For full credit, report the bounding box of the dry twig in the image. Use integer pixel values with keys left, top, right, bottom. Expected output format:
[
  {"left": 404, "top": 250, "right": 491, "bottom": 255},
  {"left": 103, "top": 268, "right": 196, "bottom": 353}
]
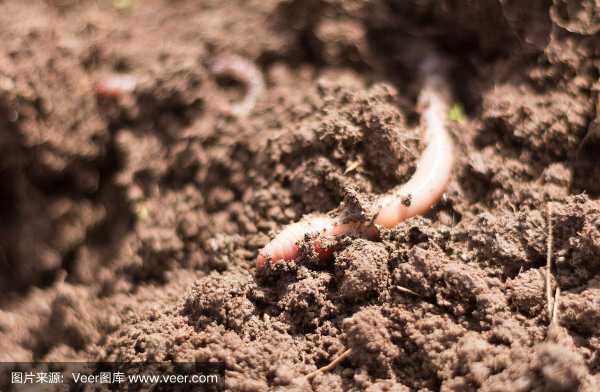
[
  {"left": 395, "top": 285, "right": 420, "bottom": 297},
  {"left": 305, "top": 348, "right": 352, "bottom": 380}
]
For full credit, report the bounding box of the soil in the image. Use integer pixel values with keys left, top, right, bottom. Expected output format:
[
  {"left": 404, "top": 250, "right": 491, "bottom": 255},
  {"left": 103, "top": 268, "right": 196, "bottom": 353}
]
[{"left": 1, "top": 0, "right": 599, "bottom": 391}]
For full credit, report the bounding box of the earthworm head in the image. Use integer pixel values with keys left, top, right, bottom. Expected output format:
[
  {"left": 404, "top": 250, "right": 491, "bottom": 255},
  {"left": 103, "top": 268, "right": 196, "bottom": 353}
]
[{"left": 256, "top": 235, "right": 333, "bottom": 271}]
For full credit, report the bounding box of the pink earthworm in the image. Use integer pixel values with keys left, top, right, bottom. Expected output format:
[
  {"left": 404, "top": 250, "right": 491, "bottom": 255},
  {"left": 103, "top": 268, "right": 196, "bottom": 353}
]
[
  {"left": 211, "top": 54, "right": 265, "bottom": 117},
  {"left": 95, "top": 73, "right": 138, "bottom": 97},
  {"left": 256, "top": 57, "right": 455, "bottom": 270}
]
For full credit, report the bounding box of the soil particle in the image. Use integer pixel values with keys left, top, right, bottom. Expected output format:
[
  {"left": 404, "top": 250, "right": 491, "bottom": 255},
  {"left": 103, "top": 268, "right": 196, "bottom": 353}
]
[
  {"left": 116, "top": 185, "right": 217, "bottom": 281},
  {"left": 482, "top": 83, "right": 592, "bottom": 161},
  {"left": 279, "top": 270, "right": 336, "bottom": 331},
  {"left": 436, "top": 261, "right": 505, "bottom": 322},
  {"left": 0, "top": 10, "right": 111, "bottom": 291},
  {"left": 447, "top": 333, "right": 502, "bottom": 389},
  {"left": 481, "top": 342, "right": 597, "bottom": 392},
  {"left": 0, "top": 290, "right": 52, "bottom": 362},
  {"left": 0, "top": 25, "right": 108, "bottom": 188},
  {"left": 454, "top": 207, "right": 547, "bottom": 277},
  {"left": 392, "top": 245, "right": 447, "bottom": 298},
  {"left": 506, "top": 267, "right": 547, "bottom": 318},
  {"left": 184, "top": 272, "right": 256, "bottom": 332},
  {"left": 550, "top": 195, "right": 600, "bottom": 289},
  {"left": 343, "top": 306, "right": 399, "bottom": 378},
  {"left": 40, "top": 284, "right": 100, "bottom": 353},
  {"left": 386, "top": 303, "right": 467, "bottom": 390},
  {"left": 559, "top": 277, "right": 600, "bottom": 338},
  {"left": 114, "top": 130, "right": 168, "bottom": 201},
  {"left": 335, "top": 239, "right": 390, "bottom": 301},
  {"left": 364, "top": 379, "right": 411, "bottom": 392}
]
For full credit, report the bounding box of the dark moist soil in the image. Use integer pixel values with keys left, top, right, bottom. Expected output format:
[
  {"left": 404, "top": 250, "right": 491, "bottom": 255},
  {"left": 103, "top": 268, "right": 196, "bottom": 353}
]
[{"left": 1, "top": 0, "right": 600, "bottom": 390}]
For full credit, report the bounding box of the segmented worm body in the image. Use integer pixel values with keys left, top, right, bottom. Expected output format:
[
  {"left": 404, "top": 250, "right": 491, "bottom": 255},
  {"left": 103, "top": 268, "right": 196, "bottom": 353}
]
[
  {"left": 256, "top": 57, "right": 455, "bottom": 270},
  {"left": 95, "top": 74, "right": 138, "bottom": 97},
  {"left": 211, "top": 54, "right": 265, "bottom": 117},
  {"left": 257, "top": 215, "right": 338, "bottom": 269}
]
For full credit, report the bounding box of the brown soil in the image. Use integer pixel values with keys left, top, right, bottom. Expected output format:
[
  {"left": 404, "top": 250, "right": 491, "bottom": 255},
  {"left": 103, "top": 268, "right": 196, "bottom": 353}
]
[{"left": 1, "top": 0, "right": 599, "bottom": 390}]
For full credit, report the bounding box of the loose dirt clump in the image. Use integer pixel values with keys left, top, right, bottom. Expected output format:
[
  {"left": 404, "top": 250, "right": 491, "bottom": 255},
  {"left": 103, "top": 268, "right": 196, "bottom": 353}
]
[
  {"left": 335, "top": 239, "right": 390, "bottom": 301},
  {"left": 344, "top": 306, "right": 399, "bottom": 378}
]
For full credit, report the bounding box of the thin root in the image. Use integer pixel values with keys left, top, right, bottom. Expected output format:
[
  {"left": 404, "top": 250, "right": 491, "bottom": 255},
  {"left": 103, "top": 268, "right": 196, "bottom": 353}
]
[
  {"left": 551, "top": 286, "right": 560, "bottom": 326},
  {"left": 305, "top": 348, "right": 352, "bottom": 380},
  {"left": 344, "top": 160, "right": 361, "bottom": 175},
  {"left": 546, "top": 203, "right": 554, "bottom": 320},
  {"left": 395, "top": 285, "right": 420, "bottom": 297}
]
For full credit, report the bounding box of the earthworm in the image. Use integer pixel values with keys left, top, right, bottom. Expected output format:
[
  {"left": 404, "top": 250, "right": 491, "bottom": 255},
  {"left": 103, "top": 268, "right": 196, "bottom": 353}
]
[
  {"left": 211, "top": 54, "right": 265, "bottom": 117},
  {"left": 95, "top": 74, "right": 138, "bottom": 97},
  {"left": 256, "top": 56, "right": 455, "bottom": 270}
]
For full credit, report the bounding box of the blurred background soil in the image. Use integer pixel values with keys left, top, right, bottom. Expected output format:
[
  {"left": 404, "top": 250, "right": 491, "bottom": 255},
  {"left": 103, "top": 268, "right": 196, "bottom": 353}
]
[{"left": 0, "top": 0, "right": 599, "bottom": 390}]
